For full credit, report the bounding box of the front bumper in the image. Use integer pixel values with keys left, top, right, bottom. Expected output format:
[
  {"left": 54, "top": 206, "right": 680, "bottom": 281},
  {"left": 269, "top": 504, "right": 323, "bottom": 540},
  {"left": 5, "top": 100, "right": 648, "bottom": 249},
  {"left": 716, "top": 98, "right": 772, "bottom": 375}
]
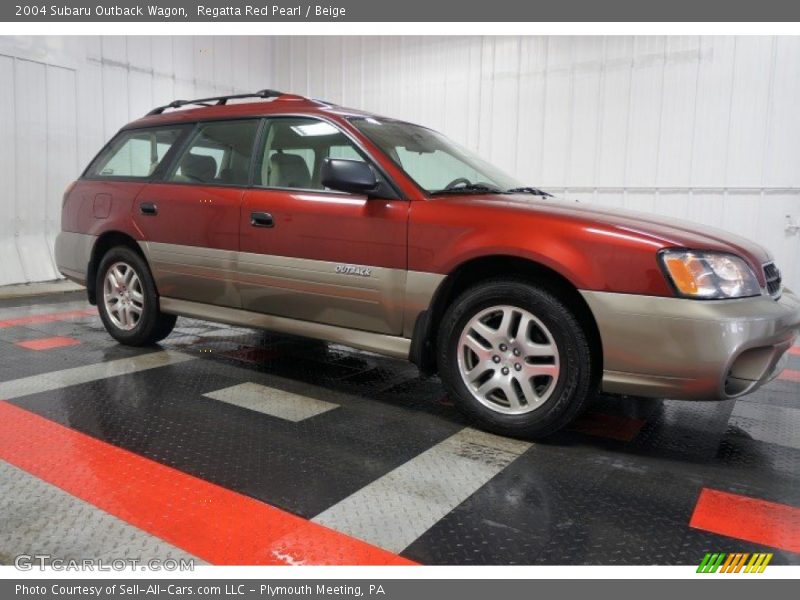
[{"left": 581, "top": 289, "right": 800, "bottom": 400}]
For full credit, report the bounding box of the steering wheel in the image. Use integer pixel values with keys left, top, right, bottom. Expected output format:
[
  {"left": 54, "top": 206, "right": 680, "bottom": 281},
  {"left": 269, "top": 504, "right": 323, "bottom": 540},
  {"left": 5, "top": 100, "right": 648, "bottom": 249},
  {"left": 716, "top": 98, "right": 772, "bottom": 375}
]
[{"left": 445, "top": 177, "right": 471, "bottom": 190}]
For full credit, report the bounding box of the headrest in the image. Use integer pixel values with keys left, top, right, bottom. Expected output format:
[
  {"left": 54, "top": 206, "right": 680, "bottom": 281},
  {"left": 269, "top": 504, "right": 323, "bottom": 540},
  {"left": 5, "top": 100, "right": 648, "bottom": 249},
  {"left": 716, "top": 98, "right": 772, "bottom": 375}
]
[
  {"left": 181, "top": 153, "right": 217, "bottom": 182},
  {"left": 269, "top": 153, "right": 311, "bottom": 189}
]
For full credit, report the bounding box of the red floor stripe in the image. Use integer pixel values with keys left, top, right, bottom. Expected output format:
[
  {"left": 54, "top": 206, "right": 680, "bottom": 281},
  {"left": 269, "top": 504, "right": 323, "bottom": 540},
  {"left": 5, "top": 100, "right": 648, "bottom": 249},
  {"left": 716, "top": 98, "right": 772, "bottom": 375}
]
[
  {"left": 0, "top": 308, "right": 96, "bottom": 329},
  {"left": 0, "top": 401, "right": 414, "bottom": 566},
  {"left": 778, "top": 369, "right": 800, "bottom": 383},
  {"left": 15, "top": 336, "right": 81, "bottom": 351},
  {"left": 570, "top": 412, "right": 645, "bottom": 442},
  {"left": 690, "top": 488, "right": 800, "bottom": 554},
  {"left": 789, "top": 346, "right": 800, "bottom": 357}
]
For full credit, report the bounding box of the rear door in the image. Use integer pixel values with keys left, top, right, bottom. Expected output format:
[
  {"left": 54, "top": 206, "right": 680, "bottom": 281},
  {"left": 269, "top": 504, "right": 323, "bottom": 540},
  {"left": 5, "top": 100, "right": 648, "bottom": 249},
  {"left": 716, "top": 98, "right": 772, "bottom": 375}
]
[
  {"left": 133, "top": 119, "right": 261, "bottom": 307},
  {"left": 240, "top": 116, "right": 409, "bottom": 335}
]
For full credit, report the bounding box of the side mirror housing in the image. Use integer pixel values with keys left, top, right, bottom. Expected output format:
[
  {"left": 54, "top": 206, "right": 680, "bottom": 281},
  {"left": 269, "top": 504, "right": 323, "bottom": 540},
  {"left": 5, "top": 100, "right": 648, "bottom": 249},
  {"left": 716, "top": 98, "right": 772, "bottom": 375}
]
[{"left": 321, "top": 158, "right": 379, "bottom": 196}]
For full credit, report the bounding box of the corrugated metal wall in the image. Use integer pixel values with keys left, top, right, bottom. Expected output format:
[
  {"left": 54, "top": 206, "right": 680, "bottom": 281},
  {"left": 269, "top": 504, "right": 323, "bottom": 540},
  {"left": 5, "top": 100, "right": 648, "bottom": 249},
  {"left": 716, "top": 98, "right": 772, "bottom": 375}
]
[
  {"left": 272, "top": 36, "right": 800, "bottom": 291},
  {"left": 0, "top": 35, "right": 274, "bottom": 285},
  {"left": 1, "top": 35, "right": 799, "bottom": 291}
]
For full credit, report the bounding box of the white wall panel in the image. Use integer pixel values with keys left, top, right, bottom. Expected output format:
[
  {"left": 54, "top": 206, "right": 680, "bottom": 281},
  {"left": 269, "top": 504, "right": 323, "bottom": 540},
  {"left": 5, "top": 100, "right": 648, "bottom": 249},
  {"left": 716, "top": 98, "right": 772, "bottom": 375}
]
[
  {"left": 231, "top": 38, "right": 250, "bottom": 93},
  {"left": 269, "top": 35, "right": 800, "bottom": 291},
  {"left": 656, "top": 37, "right": 699, "bottom": 187},
  {"left": 763, "top": 37, "right": 800, "bottom": 188},
  {"left": 568, "top": 38, "right": 603, "bottom": 187},
  {"left": 172, "top": 37, "right": 195, "bottom": 100},
  {"left": 340, "top": 37, "right": 362, "bottom": 109},
  {"left": 690, "top": 37, "right": 735, "bottom": 187},
  {"left": 540, "top": 39, "right": 572, "bottom": 187},
  {"left": 15, "top": 59, "right": 53, "bottom": 283},
  {"left": 595, "top": 38, "right": 632, "bottom": 188},
  {"left": 76, "top": 43, "right": 104, "bottom": 170},
  {"left": 45, "top": 65, "right": 78, "bottom": 266},
  {"left": 213, "top": 37, "right": 233, "bottom": 93},
  {"left": 126, "top": 36, "right": 151, "bottom": 71},
  {"left": 0, "top": 55, "right": 23, "bottom": 286},
  {"left": 625, "top": 37, "right": 664, "bottom": 187},
  {"left": 248, "top": 38, "right": 273, "bottom": 91},
  {"left": 726, "top": 37, "right": 774, "bottom": 188},
  {"left": 322, "top": 37, "right": 344, "bottom": 102},
  {"left": 0, "top": 35, "right": 275, "bottom": 286},
  {"left": 192, "top": 36, "right": 214, "bottom": 96},
  {"left": 515, "top": 37, "right": 547, "bottom": 184},
  {"left": 150, "top": 37, "right": 173, "bottom": 76},
  {"left": 101, "top": 62, "right": 128, "bottom": 138}
]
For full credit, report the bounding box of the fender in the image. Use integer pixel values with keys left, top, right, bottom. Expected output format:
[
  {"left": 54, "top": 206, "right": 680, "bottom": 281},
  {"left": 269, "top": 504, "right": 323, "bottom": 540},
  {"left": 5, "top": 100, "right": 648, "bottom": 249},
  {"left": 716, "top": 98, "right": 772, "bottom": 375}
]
[{"left": 407, "top": 196, "right": 674, "bottom": 297}]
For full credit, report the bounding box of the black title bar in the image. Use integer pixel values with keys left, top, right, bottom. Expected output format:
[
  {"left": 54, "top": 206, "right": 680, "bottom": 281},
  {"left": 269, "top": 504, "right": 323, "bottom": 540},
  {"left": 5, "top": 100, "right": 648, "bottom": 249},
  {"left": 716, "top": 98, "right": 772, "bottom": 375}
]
[{"left": 5, "top": 0, "right": 800, "bottom": 22}]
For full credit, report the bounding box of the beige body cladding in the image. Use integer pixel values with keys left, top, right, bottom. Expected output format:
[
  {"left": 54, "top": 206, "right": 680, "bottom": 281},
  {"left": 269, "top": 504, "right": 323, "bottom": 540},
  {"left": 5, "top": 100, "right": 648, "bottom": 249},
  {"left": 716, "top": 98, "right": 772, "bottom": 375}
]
[{"left": 56, "top": 231, "right": 800, "bottom": 399}]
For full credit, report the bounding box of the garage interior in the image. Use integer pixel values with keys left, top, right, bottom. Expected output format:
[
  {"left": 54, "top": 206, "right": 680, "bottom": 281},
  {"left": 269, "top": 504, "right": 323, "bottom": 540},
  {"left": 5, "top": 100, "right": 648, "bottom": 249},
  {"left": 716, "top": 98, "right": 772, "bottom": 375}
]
[{"left": 0, "top": 35, "right": 798, "bottom": 566}]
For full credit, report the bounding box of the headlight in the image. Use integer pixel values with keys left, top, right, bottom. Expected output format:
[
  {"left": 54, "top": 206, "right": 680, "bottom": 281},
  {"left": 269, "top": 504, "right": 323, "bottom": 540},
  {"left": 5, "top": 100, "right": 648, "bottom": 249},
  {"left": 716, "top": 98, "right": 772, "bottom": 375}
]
[{"left": 659, "top": 250, "right": 762, "bottom": 299}]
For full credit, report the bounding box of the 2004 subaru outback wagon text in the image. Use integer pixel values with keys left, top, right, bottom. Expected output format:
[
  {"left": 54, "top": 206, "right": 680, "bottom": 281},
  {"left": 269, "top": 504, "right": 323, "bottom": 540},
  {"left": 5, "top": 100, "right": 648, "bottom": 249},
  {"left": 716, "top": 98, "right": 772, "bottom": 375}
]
[{"left": 56, "top": 89, "right": 800, "bottom": 438}]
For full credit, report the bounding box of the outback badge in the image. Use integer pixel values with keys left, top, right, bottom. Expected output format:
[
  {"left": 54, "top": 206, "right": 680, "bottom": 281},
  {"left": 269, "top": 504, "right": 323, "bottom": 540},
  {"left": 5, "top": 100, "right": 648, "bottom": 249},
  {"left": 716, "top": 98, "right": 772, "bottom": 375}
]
[{"left": 335, "top": 264, "right": 372, "bottom": 277}]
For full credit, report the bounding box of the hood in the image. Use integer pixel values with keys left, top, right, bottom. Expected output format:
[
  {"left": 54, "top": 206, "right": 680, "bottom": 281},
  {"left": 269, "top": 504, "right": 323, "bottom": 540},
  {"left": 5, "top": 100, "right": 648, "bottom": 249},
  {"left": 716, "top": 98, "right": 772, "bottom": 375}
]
[{"left": 446, "top": 193, "right": 772, "bottom": 270}]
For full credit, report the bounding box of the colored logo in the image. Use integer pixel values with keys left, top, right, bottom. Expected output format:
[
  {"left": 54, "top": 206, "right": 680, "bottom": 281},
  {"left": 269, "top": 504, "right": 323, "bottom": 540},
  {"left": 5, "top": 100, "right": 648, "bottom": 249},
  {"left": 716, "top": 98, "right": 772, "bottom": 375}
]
[{"left": 697, "top": 552, "right": 772, "bottom": 573}]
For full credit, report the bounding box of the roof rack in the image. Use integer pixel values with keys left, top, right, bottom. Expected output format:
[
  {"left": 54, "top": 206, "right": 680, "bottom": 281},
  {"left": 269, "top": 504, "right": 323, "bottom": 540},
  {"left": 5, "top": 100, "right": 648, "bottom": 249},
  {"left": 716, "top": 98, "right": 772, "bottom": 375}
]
[{"left": 146, "top": 89, "right": 285, "bottom": 116}]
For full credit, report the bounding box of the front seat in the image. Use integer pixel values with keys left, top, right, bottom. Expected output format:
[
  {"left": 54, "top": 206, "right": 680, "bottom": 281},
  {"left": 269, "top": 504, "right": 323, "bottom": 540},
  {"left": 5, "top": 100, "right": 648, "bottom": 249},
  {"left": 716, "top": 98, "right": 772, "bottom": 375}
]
[
  {"left": 269, "top": 153, "right": 312, "bottom": 189},
  {"left": 181, "top": 153, "right": 217, "bottom": 183}
]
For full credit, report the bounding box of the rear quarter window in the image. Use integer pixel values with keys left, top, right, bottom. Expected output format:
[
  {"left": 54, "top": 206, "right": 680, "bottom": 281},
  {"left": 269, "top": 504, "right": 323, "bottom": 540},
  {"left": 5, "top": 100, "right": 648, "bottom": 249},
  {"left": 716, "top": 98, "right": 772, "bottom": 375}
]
[{"left": 86, "top": 127, "right": 186, "bottom": 179}]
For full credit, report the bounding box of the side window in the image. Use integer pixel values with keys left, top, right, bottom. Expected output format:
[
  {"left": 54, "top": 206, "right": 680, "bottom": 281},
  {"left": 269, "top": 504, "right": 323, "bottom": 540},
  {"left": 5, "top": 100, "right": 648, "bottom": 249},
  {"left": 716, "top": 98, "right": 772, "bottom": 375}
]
[
  {"left": 88, "top": 127, "right": 185, "bottom": 178},
  {"left": 257, "top": 118, "right": 368, "bottom": 191},
  {"left": 169, "top": 120, "right": 259, "bottom": 186},
  {"left": 328, "top": 145, "right": 362, "bottom": 161}
]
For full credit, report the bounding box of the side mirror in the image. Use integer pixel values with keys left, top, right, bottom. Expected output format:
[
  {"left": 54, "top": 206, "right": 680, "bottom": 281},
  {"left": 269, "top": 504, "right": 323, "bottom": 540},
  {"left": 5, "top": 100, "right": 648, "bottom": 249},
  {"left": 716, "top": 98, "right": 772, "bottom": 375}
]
[{"left": 321, "top": 158, "right": 378, "bottom": 196}]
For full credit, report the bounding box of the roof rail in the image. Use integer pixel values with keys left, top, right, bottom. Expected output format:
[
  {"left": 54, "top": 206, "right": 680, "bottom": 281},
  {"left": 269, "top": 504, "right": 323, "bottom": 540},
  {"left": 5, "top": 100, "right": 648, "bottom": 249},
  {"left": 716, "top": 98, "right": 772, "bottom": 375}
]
[{"left": 146, "top": 89, "right": 285, "bottom": 116}]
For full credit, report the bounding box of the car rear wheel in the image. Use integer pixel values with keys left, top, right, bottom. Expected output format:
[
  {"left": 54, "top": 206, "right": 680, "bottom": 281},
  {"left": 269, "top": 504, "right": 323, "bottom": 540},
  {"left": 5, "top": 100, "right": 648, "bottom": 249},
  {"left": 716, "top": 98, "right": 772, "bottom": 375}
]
[
  {"left": 437, "top": 278, "right": 594, "bottom": 438},
  {"left": 96, "top": 246, "right": 176, "bottom": 346}
]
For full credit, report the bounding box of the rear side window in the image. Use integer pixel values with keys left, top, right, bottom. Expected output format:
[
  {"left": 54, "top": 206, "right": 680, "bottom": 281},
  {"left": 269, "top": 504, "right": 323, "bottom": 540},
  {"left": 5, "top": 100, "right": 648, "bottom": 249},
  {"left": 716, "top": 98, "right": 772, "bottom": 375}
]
[
  {"left": 169, "top": 120, "right": 259, "bottom": 186},
  {"left": 87, "top": 127, "right": 185, "bottom": 179}
]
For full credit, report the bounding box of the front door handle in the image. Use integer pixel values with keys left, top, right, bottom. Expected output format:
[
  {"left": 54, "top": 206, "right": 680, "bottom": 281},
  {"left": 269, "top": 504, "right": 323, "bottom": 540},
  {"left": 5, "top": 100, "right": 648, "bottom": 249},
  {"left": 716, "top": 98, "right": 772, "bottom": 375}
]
[
  {"left": 139, "top": 202, "right": 158, "bottom": 216},
  {"left": 250, "top": 211, "right": 274, "bottom": 228}
]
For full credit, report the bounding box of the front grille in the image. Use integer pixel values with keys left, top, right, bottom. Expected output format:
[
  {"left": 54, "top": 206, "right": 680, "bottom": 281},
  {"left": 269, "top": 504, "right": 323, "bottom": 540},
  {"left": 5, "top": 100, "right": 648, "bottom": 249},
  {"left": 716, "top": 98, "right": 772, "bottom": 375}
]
[{"left": 763, "top": 262, "right": 782, "bottom": 298}]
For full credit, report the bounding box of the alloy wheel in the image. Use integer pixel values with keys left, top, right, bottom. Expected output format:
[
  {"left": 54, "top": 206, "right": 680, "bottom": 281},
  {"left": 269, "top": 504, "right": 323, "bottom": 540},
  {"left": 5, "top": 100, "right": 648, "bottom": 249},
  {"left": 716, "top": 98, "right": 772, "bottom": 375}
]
[
  {"left": 456, "top": 305, "right": 561, "bottom": 415},
  {"left": 103, "top": 261, "right": 144, "bottom": 331}
]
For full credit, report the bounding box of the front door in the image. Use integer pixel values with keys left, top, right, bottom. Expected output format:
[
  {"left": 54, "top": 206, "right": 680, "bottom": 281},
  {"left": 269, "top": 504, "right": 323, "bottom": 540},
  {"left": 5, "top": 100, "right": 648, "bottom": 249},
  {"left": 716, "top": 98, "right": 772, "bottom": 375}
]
[
  {"left": 132, "top": 119, "right": 260, "bottom": 307},
  {"left": 240, "top": 117, "right": 409, "bottom": 335}
]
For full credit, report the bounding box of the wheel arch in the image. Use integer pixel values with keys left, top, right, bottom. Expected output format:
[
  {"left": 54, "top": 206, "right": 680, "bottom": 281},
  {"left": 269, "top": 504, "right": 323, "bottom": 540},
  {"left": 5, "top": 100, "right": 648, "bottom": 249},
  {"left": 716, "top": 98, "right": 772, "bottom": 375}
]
[
  {"left": 410, "top": 254, "right": 603, "bottom": 384},
  {"left": 86, "top": 231, "right": 146, "bottom": 305}
]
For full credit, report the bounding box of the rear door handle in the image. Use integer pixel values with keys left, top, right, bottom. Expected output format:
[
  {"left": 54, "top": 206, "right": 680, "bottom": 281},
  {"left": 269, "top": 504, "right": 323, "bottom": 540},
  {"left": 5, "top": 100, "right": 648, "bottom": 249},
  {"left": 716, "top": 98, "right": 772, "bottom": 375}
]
[
  {"left": 139, "top": 202, "right": 158, "bottom": 216},
  {"left": 250, "top": 211, "right": 274, "bottom": 228}
]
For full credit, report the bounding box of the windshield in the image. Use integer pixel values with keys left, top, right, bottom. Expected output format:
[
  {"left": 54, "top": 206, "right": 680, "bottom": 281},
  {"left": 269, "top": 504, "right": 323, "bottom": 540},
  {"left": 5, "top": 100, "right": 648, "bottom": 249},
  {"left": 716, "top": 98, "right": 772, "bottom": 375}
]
[{"left": 349, "top": 117, "right": 523, "bottom": 194}]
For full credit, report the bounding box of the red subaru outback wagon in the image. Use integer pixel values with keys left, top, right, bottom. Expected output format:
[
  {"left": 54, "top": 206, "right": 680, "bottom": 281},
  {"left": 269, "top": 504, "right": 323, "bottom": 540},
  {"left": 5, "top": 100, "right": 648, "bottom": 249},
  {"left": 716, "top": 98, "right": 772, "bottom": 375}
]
[{"left": 56, "top": 90, "right": 800, "bottom": 438}]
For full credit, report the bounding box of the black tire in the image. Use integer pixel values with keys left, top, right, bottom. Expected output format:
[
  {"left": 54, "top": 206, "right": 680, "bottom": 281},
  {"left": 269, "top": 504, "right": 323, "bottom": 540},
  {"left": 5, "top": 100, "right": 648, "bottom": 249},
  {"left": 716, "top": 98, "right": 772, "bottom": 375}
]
[
  {"left": 96, "top": 246, "right": 176, "bottom": 346},
  {"left": 437, "top": 278, "right": 594, "bottom": 439}
]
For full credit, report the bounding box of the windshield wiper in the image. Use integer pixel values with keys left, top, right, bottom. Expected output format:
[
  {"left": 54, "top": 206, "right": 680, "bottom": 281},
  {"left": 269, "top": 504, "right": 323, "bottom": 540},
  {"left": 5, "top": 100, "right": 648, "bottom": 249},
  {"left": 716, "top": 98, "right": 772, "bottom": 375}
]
[
  {"left": 506, "top": 186, "right": 552, "bottom": 197},
  {"left": 430, "top": 183, "right": 504, "bottom": 195}
]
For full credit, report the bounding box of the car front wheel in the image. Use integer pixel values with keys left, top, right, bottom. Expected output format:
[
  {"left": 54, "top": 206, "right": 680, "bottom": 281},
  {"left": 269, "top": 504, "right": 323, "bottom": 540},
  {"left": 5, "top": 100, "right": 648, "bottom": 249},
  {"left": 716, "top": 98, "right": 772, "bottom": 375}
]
[{"left": 437, "top": 278, "right": 594, "bottom": 438}]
